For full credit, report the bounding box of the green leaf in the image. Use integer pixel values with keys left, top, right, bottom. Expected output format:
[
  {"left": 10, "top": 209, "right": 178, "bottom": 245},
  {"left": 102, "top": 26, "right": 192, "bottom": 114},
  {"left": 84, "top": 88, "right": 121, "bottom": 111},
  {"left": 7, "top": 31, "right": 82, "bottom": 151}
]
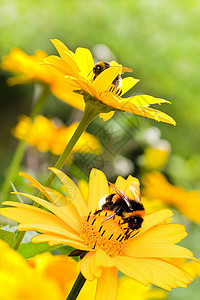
[
  {"left": 0, "top": 229, "right": 16, "bottom": 247},
  {"left": 18, "top": 241, "right": 62, "bottom": 258}
]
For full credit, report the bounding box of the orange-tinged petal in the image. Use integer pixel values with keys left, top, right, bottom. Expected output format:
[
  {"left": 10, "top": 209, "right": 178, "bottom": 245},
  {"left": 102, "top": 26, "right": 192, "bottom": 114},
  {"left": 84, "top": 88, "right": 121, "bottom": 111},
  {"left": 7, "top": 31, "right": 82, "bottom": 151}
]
[
  {"left": 49, "top": 168, "right": 87, "bottom": 217},
  {"left": 128, "top": 224, "right": 187, "bottom": 246},
  {"left": 115, "top": 256, "right": 193, "bottom": 290},
  {"left": 13, "top": 192, "right": 80, "bottom": 234},
  {"left": 124, "top": 244, "right": 194, "bottom": 259},
  {"left": 88, "top": 169, "right": 109, "bottom": 212},
  {"left": 75, "top": 47, "right": 94, "bottom": 76},
  {"left": 95, "top": 268, "right": 118, "bottom": 300},
  {"left": 93, "top": 67, "right": 121, "bottom": 94},
  {"left": 121, "top": 77, "right": 140, "bottom": 95}
]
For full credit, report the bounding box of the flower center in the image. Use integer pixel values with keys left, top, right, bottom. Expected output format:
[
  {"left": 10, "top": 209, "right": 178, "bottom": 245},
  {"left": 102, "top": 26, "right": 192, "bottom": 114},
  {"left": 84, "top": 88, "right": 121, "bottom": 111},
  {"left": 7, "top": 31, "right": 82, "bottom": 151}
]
[{"left": 80, "top": 210, "right": 137, "bottom": 257}]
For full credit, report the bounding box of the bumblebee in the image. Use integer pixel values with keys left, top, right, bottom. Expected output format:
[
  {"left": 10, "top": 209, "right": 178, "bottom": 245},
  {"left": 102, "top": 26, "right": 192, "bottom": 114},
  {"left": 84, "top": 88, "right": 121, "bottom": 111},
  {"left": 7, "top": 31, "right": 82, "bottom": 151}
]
[
  {"left": 92, "top": 61, "right": 132, "bottom": 89},
  {"left": 95, "top": 181, "right": 145, "bottom": 231}
]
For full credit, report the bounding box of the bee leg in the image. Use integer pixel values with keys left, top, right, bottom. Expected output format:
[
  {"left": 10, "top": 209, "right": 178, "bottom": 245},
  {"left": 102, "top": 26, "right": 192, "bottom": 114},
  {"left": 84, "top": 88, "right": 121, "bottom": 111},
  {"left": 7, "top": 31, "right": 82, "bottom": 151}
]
[
  {"left": 93, "top": 209, "right": 102, "bottom": 216},
  {"left": 103, "top": 206, "right": 122, "bottom": 222},
  {"left": 103, "top": 213, "right": 116, "bottom": 222}
]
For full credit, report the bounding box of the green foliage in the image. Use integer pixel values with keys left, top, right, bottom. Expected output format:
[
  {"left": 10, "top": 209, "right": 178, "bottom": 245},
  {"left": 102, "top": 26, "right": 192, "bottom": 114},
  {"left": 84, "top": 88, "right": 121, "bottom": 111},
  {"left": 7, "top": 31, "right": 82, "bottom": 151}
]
[
  {"left": 0, "top": 229, "right": 16, "bottom": 247},
  {"left": 18, "top": 241, "right": 61, "bottom": 259}
]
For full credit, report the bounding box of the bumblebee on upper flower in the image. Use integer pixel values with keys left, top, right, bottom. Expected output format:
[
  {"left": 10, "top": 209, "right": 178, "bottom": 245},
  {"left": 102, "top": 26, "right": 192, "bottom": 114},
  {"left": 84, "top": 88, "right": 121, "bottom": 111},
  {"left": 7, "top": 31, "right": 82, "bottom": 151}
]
[{"left": 44, "top": 39, "right": 176, "bottom": 124}]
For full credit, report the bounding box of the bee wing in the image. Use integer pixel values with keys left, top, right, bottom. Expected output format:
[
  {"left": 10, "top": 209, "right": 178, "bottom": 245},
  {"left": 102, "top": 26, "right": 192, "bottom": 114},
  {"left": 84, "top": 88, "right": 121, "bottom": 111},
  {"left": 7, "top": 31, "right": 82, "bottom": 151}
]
[
  {"left": 121, "top": 67, "right": 133, "bottom": 73},
  {"left": 110, "top": 61, "right": 132, "bottom": 73},
  {"left": 129, "top": 181, "right": 141, "bottom": 203},
  {"left": 108, "top": 182, "right": 132, "bottom": 209}
]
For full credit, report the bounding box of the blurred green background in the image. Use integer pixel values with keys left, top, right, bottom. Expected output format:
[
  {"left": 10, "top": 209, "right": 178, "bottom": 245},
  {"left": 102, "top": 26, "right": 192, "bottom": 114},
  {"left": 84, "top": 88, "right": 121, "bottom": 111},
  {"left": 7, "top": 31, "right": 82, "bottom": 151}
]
[{"left": 1, "top": 0, "right": 200, "bottom": 298}]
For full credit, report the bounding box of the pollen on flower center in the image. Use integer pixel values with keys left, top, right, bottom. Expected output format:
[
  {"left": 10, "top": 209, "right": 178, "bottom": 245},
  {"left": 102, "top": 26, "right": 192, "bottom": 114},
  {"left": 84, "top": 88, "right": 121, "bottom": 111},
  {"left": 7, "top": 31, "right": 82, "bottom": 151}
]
[{"left": 80, "top": 210, "right": 137, "bottom": 257}]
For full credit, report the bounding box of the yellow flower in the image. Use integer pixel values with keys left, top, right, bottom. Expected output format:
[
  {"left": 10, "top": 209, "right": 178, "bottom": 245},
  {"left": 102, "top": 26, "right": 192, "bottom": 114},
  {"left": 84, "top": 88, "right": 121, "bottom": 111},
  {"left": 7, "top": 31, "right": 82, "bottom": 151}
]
[
  {"left": 117, "top": 276, "right": 167, "bottom": 300},
  {"left": 0, "top": 240, "right": 65, "bottom": 300},
  {"left": 142, "top": 171, "right": 200, "bottom": 224},
  {"left": 12, "top": 114, "right": 102, "bottom": 156},
  {"left": 1, "top": 48, "right": 54, "bottom": 86},
  {"left": 44, "top": 39, "right": 176, "bottom": 124},
  {"left": 0, "top": 168, "right": 196, "bottom": 299},
  {"left": 142, "top": 145, "right": 170, "bottom": 170},
  {"left": 77, "top": 276, "right": 167, "bottom": 300},
  {"left": 27, "top": 252, "right": 79, "bottom": 298}
]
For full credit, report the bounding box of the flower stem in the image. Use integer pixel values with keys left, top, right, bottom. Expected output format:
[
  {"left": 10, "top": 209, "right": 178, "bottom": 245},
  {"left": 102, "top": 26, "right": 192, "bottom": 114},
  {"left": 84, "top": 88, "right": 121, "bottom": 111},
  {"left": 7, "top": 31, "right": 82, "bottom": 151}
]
[
  {"left": 38, "top": 100, "right": 100, "bottom": 196},
  {"left": 12, "top": 100, "right": 100, "bottom": 250},
  {"left": 0, "top": 84, "right": 49, "bottom": 206},
  {"left": 66, "top": 272, "right": 86, "bottom": 300}
]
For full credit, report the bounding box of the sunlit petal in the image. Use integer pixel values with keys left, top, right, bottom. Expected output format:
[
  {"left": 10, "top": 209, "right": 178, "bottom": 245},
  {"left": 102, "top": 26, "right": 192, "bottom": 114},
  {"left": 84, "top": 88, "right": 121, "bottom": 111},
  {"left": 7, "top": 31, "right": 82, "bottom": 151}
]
[
  {"left": 95, "top": 268, "right": 118, "bottom": 300},
  {"left": 75, "top": 47, "right": 94, "bottom": 76},
  {"left": 121, "top": 77, "right": 140, "bottom": 95},
  {"left": 88, "top": 169, "right": 109, "bottom": 211}
]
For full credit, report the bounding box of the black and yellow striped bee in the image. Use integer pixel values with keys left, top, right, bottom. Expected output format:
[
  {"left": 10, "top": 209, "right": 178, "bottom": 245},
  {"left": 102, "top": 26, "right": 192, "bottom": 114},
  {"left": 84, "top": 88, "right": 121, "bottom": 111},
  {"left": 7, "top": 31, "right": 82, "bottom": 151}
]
[
  {"left": 95, "top": 181, "right": 145, "bottom": 231},
  {"left": 92, "top": 62, "right": 132, "bottom": 95}
]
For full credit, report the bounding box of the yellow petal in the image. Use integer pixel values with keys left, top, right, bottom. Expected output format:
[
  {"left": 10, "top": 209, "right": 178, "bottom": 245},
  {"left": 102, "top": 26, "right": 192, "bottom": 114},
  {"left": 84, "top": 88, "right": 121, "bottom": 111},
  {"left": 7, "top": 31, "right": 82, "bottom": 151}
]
[
  {"left": 41, "top": 186, "right": 81, "bottom": 227},
  {"left": 127, "top": 95, "right": 170, "bottom": 106},
  {"left": 99, "top": 111, "right": 115, "bottom": 121},
  {"left": 139, "top": 209, "right": 174, "bottom": 235},
  {"left": 95, "top": 268, "right": 118, "bottom": 300},
  {"left": 121, "top": 77, "right": 140, "bottom": 95},
  {"left": 31, "top": 233, "right": 88, "bottom": 249},
  {"left": 101, "top": 93, "right": 176, "bottom": 125},
  {"left": 115, "top": 256, "right": 193, "bottom": 290},
  {"left": 1, "top": 201, "right": 65, "bottom": 227},
  {"left": 124, "top": 244, "right": 194, "bottom": 259},
  {"left": 18, "top": 223, "right": 82, "bottom": 242},
  {"left": 87, "top": 169, "right": 109, "bottom": 212},
  {"left": 80, "top": 252, "right": 97, "bottom": 281},
  {"left": 75, "top": 47, "right": 94, "bottom": 76},
  {"left": 51, "top": 39, "right": 80, "bottom": 76},
  {"left": 43, "top": 56, "right": 76, "bottom": 76},
  {"left": 93, "top": 67, "right": 121, "bottom": 94},
  {"left": 18, "top": 172, "right": 82, "bottom": 225},
  {"left": 49, "top": 168, "right": 87, "bottom": 217},
  {"left": 115, "top": 175, "right": 140, "bottom": 199},
  {"left": 50, "top": 77, "right": 85, "bottom": 110},
  {"left": 13, "top": 192, "right": 80, "bottom": 233},
  {"left": 128, "top": 224, "right": 187, "bottom": 246},
  {"left": 80, "top": 248, "right": 114, "bottom": 281},
  {"left": 51, "top": 39, "right": 75, "bottom": 59}
]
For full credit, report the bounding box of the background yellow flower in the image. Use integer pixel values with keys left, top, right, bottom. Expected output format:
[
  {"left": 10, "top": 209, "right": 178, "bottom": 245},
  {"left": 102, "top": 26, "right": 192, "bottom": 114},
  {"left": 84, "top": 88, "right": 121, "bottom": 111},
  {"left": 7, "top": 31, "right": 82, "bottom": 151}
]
[{"left": 12, "top": 114, "right": 102, "bottom": 156}]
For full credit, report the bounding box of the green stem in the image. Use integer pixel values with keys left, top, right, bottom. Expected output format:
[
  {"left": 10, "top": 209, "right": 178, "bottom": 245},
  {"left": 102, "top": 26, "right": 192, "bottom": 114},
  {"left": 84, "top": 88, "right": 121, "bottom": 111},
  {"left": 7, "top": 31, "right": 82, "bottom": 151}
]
[
  {"left": 66, "top": 272, "right": 86, "bottom": 300},
  {"left": 0, "top": 84, "right": 49, "bottom": 206},
  {"left": 12, "top": 100, "right": 100, "bottom": 250},
  {"left": 38, "top": 100, "right": 99, "bottom": 194}
]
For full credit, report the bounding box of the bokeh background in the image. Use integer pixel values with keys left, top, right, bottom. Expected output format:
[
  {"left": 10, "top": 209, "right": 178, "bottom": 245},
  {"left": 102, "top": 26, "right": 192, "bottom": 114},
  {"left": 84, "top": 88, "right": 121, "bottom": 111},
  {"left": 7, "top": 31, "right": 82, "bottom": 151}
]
[{"left": 1, "top": 0, "right": 200, "bottom": 299}]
